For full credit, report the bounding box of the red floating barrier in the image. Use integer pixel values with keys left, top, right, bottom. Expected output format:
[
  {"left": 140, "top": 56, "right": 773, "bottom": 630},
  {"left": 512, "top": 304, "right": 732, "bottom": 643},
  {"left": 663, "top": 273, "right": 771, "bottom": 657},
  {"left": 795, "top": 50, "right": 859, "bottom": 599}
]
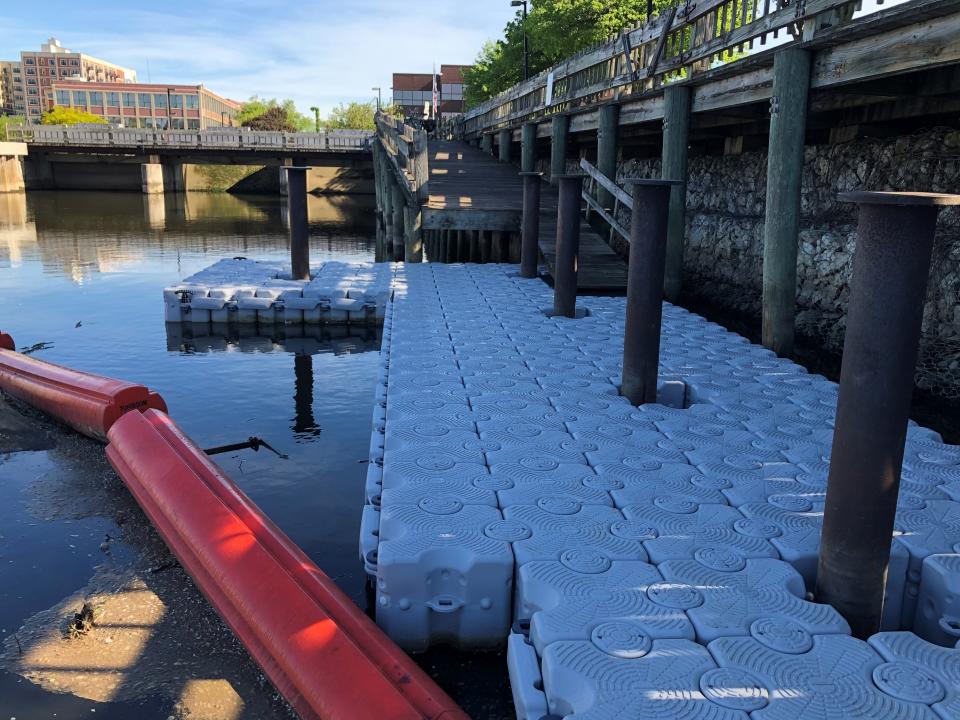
[
  {"left": 0, "top": 349, "right": 166, "bottom": 441},
  {"left": 0, "top": 332, "right": 14, "bottom": 351},
  {"left": 106, "top": 409, "right": 467, "bottom": 720}
]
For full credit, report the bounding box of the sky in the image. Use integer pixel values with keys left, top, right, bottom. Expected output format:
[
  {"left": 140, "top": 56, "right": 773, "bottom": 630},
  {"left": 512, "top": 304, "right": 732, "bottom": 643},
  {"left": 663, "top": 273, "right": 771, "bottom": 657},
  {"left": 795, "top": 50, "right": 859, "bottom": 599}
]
[{"left": 0, "top": 0, "right": 516, "bottom": 117}]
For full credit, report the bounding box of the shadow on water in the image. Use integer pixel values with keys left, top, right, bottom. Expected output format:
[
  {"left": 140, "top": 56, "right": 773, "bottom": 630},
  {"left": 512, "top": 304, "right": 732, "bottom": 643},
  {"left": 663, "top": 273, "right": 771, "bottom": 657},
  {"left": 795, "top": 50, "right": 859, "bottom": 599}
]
[{"left": 0, "top": 190, "right": 513, "bottom": 719}]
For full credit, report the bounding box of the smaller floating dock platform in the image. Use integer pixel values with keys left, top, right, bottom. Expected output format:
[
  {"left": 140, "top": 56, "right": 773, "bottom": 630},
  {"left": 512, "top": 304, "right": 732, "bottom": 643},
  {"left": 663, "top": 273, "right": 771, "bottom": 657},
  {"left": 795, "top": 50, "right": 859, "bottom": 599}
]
[{"left": 163, "top": 258, "right": 396, "bottom": 325}]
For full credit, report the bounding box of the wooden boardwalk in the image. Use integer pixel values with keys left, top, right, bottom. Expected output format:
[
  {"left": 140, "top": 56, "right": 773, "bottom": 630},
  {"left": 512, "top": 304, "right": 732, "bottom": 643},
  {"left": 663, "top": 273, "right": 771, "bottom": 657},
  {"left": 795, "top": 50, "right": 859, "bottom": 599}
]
[{"left": 424, "top": 140, "right": 628, "bottom": 292}]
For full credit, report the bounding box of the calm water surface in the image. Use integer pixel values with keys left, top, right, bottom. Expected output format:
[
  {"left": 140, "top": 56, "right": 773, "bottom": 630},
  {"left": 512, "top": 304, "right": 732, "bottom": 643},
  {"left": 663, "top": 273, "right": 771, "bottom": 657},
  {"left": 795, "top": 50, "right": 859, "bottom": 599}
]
[{"left": 0, "top": 191, "right": 509, "bottom": 719}]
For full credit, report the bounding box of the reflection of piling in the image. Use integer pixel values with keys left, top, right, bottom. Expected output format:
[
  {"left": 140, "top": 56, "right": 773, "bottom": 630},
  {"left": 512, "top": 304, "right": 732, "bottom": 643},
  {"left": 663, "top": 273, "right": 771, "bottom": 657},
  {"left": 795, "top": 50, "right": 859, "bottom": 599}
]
[
  {"left": 286, "top": 167, "right": 310, "bottom": 281},
  {"left": 519, "top": 172, "right": 542, "bottom": 279},
  {"left": 553, "top": 175, "right": 583, "bottom": 318},
  {"left": 816, "top": 190, "right": 960, "bottom": 638},
  {"left": 621, "top": 180, "right": 678, "bottom": 406},
  {"left": 293, "top": 353, "right": 318, "bottom": 435}
]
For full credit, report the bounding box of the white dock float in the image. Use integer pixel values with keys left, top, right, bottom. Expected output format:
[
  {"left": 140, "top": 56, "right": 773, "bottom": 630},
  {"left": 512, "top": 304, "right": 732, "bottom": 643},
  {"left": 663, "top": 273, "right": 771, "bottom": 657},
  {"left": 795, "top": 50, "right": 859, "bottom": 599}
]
[
  {"left": 359, "top": 262, "right": 960, "bottom": 718},
  {"left": 163, "top": 258, "right": 397, "bottom": 325}
]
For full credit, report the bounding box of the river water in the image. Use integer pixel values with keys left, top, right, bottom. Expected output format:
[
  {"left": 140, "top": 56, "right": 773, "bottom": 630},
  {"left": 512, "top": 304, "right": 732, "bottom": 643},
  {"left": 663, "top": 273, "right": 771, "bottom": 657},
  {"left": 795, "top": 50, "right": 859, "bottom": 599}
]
[{"left": 0, "top": 191, "right": 510, "bottom": 719}]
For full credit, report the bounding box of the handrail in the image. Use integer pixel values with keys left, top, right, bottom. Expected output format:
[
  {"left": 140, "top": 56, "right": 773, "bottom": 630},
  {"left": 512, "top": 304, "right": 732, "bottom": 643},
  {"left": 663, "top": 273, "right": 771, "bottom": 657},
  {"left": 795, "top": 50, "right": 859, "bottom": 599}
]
[
  {"left": 461, "top": 0, "right": 866, "bottom": 135},
  {"left": 4, "top": 125, "right": 374, "bottom": 152},
  {"left": 579, "top": 157, "right": 631, "bottom": 244},
  {"left": 374, "top": 111, "right": 429, "bottom": 203}
]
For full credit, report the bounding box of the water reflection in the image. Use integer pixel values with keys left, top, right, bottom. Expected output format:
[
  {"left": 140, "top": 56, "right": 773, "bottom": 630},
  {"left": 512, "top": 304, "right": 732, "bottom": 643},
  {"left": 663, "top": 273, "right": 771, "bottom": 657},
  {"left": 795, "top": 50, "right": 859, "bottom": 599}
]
[{"left": 0, "top": 191, "right": 376, "bottom": 282}]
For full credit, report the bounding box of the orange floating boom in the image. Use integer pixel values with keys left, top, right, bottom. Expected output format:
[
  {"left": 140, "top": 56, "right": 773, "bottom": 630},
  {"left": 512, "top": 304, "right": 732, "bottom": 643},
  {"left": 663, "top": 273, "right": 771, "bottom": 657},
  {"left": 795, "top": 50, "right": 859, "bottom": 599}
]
[
  {"left": 0, "top": 346, "right": 166, "bottom": 441},
  {"left": 106, "top": 409, "right": 467, "bottom": 720}
]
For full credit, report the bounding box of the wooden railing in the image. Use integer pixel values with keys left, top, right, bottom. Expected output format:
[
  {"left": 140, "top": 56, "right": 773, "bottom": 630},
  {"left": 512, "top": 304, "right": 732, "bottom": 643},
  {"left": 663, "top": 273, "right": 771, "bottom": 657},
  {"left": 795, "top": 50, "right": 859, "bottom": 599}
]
[
  {"left": 5, "top": 125, "right": 374, "bottom": 152},
  {"left": 462, "top": 0, "right": 868, "bottom": 135},
  {"left": 374, "top": 112, "right": 429, "bottom": 202},
  {"left": 580, "top": 157, "right": 633, "bottom": 245}
]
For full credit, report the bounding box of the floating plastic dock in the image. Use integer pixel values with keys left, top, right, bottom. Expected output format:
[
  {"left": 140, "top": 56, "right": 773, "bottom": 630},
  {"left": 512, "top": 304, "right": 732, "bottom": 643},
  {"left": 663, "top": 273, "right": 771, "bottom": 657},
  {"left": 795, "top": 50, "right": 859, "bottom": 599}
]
[
  {"left": 163, "top": 258, "right": 396, "bottom": 325},
  {"left": 361, "top": 263, "right": 960, "bottom": 718}
]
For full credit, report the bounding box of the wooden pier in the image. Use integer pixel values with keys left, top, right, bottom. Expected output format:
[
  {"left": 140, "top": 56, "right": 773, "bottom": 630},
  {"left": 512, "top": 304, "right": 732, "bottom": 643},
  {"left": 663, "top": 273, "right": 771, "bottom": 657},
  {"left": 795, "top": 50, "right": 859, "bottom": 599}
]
[{"left": 372, "top": 0, "right": 960, "bottom": 337}]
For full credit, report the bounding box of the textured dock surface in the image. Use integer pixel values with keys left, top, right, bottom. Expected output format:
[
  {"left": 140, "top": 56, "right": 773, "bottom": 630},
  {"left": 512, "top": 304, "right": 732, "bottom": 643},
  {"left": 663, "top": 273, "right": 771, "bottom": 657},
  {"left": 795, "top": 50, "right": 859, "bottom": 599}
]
[{"left": 363, "top": 262, "right": 960, "bottom": 719}]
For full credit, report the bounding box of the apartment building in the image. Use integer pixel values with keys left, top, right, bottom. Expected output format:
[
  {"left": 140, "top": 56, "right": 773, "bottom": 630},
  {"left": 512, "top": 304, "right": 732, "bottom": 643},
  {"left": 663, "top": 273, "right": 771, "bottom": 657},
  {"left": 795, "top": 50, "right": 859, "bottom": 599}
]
[
  {"left": 0, "top": 61, "right": 23, "bottom": 116},
  {"left": 51, "top": 81, "right": 240, "bottom": 129},
  {"left": 18, "top": 38, "right": 136, "bottom": 122},
  {"left": 392, "top": 64, "right": 471, "bottom": 120}
]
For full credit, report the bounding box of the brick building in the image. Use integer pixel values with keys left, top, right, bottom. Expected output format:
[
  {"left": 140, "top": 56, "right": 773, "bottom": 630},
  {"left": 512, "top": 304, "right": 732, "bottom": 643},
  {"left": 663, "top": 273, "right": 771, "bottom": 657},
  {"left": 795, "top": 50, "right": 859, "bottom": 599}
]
[
  {"left": 392, "top": 64, "right": 471, "bottom": 120},
  {"left": 51, "top": 81, "right": 240, "bottom": 130},
  {"left": 17, "top": 38, "right": 136, "bottom": 122},
  {"left": 0, "top": 60, "right": 18, "bottom": 116}
]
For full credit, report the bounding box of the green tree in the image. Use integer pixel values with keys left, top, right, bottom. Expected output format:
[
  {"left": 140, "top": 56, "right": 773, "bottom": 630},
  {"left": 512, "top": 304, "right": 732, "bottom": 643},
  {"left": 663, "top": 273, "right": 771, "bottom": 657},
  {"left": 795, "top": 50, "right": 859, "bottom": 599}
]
[
  {"left": 41, "top": 107, "right": 109, "bottom": 125},
  {"left": 464, "top": 0, "right": 673, "bottom": 106},
  {"left": 324, "top": 101, "right": 376, "bottom": 130},
  {"left": 0, "top": 115, "right": 26, "bottom": 139},
  {"left": 236, "top": 96, "right": 312, "bottom": 132}
]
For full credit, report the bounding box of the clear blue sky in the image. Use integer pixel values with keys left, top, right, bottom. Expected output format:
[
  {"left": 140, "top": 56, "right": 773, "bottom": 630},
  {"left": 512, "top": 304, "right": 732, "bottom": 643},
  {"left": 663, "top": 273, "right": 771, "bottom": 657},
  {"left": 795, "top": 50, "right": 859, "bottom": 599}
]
[{"left": 0, "top": 0, "right": 516, "bottom": 116}]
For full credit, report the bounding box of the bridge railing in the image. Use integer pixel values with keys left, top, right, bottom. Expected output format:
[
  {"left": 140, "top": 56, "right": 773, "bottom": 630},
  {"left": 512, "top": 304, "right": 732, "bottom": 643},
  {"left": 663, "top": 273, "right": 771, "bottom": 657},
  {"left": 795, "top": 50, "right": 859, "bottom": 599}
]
[
  {"left": 461, "top": 0, "right": 874, "bottom": 135},
  {"left": 5, "top": 125, "right": 374, "bottom": 152}
]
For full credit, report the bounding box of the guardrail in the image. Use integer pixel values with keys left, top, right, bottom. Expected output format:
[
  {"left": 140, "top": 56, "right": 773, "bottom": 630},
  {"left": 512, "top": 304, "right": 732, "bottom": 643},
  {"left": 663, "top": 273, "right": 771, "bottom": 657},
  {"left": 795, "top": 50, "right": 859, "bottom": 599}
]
[
  {"left": 374, "top": 112, "right": 428, "bottom": 202},
  {"left": 461, "top": 0, "right": 873, "bottom": 135},
  {"left": 4, "top": 125, "right": 374, "bottom": 152}
]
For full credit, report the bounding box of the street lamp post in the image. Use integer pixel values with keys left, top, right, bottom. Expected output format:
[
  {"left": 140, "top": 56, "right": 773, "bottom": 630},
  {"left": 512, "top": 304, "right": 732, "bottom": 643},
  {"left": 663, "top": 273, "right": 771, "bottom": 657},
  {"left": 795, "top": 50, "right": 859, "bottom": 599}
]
[
  {"left": 511, "top": 0, "right": 529, "bottom": 82},
  {"left": 372, "top": 87, "right": 382, "bottom": 111},
  {"left": 310, "top": 106, "right": 320, "bottom": 133}
]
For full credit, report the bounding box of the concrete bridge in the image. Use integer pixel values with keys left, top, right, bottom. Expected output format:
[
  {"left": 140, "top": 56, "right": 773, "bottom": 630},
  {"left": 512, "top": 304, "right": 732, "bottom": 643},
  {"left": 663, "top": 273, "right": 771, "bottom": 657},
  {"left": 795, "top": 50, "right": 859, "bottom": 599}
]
[{"left": 1, "top": 126, "right": 375, "bottom": 195}]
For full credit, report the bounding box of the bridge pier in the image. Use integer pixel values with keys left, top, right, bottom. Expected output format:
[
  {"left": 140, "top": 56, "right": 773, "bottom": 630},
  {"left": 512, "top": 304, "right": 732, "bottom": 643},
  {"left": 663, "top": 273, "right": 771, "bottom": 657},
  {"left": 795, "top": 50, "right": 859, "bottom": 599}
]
[
  {"left": 279, "top": 158, "right": 293, "bottom": 196},
  {"left": 762, "top": 48, "right": 812, "bottom": 357},
  {"left": 498, "top": 129, "right": 512, "bottom": 163},
  {"left": 141, "top": 156, "right": 164, "bottom": 195},
  {"left": 163, "top": 161, "right": 187, "bottom": 194},
  {"left": 661, "top": 86, "right": 691, "bottom": 303},
  {"left": 0, "top": 143, "right": 26, "bottom": 193},
  {"left": 597, "top": 104, "right": 620, "bottom": 210},
  {"left": 550, "top": 115, "right": 570, "bottom": 185}
]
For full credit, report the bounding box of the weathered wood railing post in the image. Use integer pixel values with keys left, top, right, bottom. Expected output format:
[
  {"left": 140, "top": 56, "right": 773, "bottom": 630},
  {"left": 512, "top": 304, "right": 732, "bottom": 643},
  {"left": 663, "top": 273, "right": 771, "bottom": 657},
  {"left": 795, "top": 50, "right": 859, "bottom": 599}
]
[
  {"left": 553, "top": 174, "right": 584, "bottom": 317},
  {"left": 661, "top": 86, "right": 691, "bottom": 303},
  {"left": 498, "top": 129, "right": 512, "bottom": 163},
  {"left": 816, "top": 190, "right": 960, "bottom": 638},
  {"left": 551, "top": 115, "right": 569, "bottom": 185},
  {"left": 597, "top": 104, "right": 620, "bottom": 210},
  {"left": 521, "top": 123, "right": 537, "bottom": 173},
  {"left": 762, "top": 48, "right": 812, "bottom": 357},
  {"left": 520, "top": 171, "right": 543, "bottom": 278},
  {"left": 621, "top": 179, "right": 680, "bottom": 405}
]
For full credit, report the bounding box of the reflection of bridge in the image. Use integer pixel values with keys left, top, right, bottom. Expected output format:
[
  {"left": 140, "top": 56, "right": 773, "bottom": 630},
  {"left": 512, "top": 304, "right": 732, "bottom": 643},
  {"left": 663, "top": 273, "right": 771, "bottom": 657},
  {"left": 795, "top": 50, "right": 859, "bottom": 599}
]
[{"left": 0, "top": 126, "right": 374, "bottom": 195}]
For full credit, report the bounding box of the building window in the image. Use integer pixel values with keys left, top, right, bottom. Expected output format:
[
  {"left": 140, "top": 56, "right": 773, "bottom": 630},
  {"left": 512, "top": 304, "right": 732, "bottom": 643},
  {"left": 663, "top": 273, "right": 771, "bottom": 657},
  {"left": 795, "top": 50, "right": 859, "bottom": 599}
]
[
  {"left": 185, "top": 94, "right": 199, "bottom": 110},
  {"left": 138, "top": 93, "right": 151, "bottom": 108},
  {"left": 122, "top": 92, "right": 135, "bottom": 108},
  {"left": 89, "top": 91, "right": 103, "bottom": 105},
  {"left": 72, "top": 90, "right": 86, "bottom": 105},
  {"left": 107, "top": 116, "right": 121, "bottom": 126},
  {"left": 170, "top": 94, "right": 183, "bottom": 109},
  {"left": 142, "top": 117, "right": 154, "bottom": 129},
  {"left": 48, "top": 58, "right": 55, "bottom": 66},
  {"left": 28, "top": 98, "right": 38, "bottom": 105},
  {"left": 25, "top": 67, "right": 35, "bottom": 75},
  {"left": 28, "top": 88, "right": 38, "bottom": 95},
  {"left": 24, "top": 58, "right": 34, "bottom": 65},
  {"left": 56, "top": 89, "right": 69, "bottom": 105},
  {"left": 187, "top": 118, "right": 200, "bottom": 130},
  {"left": 123, "top": 117, "right": 137, "bottom": 128},
  {"left": 71, "top": 59, "right": 79, "bottom": 66},
  {"left": 153, "top": 93, "right": 167, "bottom": 109},
  {"left": 171, "top": 118, "right": 184, "bottom": 129},
  {"left": 106, "top": 92, "right": 120, "bottom": 107},
  {"left": 26, "top": 78, "right": 36, "bottom": 85}
]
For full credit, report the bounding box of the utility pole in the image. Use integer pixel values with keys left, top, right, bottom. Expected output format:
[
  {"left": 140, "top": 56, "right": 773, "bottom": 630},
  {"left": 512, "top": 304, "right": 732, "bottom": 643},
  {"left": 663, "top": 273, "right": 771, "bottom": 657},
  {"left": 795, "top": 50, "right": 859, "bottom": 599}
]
[
  {"left": 511, "top": 0, "right": 529, "bottom": 81},
  {"left": 310, "top": 106, "right": 320, "bottom": 132}
]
